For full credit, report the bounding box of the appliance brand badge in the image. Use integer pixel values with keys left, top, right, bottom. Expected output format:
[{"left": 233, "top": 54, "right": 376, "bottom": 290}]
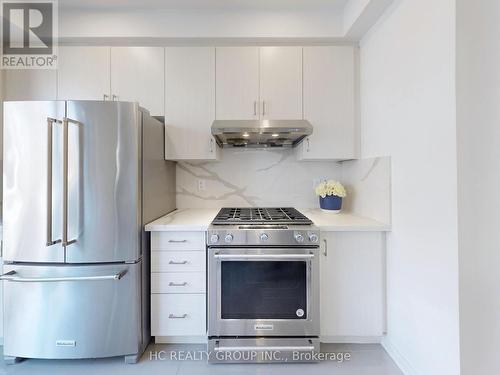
[
  {"left": 296, "top": 309, "right": 305, "bottom": 317},
  {"left": 254, "top": 324, "right": 274, "bottom": 331},
  {"left": 56, "top": 340, "right": 76, "bottom": 347}
]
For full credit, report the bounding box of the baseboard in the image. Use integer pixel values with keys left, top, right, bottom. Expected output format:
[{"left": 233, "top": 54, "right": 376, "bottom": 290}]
[
  {"left": 154, "top": 336, "right": 208, "bottom": 344},
  {"left": 382, "top": 337, "right": 418, "bottom": 375},
  {"left": 320, "top": 335, "right": 382, "bottom": 344}
]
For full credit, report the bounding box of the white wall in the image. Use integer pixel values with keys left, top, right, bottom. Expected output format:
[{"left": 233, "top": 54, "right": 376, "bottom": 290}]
[
  {"left": 59, "top": 8, "right": 343, "bottom": 39},
  {"left": 457, "top": 1, "right": 500, "bottom": 374},
  {"left": 359, "top": 1, "right": 460, "bottom": 374}
]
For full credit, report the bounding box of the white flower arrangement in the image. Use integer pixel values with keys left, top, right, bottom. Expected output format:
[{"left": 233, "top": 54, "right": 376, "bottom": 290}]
[{"left": 314, "top": 180, "right": 347, "bottom": 199}]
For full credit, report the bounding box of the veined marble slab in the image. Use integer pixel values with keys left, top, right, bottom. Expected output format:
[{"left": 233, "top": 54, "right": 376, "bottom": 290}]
[{"left": 176, "top": 148, "right": 342, "bottom": 208}]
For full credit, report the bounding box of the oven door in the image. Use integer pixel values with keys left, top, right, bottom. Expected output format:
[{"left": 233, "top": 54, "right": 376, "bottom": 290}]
[{"left": 208, "top": 247, "right": 319, "bottom": 337}]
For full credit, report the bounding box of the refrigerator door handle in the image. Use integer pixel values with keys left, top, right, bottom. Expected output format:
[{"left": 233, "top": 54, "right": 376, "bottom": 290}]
[
  {"left": 62, "top": 117, "right": 81, "bottom": 247},
  {"left": 0, "top": 270, "right": 128, "bottom": 282},
  {"left": 46, "top": 117, "right": 63, "bottom": 247}
]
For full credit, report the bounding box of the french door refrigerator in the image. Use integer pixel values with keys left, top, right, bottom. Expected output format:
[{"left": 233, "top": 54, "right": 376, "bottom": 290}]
[{"left": 1, "top": 101, "right": 176, "bottom": 364}]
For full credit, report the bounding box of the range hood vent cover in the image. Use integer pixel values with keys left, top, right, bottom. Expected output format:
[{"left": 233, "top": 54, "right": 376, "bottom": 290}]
[{"left": 211, "top": 119, "right": 313, "bottom": 148}]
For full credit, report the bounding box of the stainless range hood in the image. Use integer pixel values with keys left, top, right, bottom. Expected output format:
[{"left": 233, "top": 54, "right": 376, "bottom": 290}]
[{"left": 211, "top": 119, "right": 313, "bottom": 148}]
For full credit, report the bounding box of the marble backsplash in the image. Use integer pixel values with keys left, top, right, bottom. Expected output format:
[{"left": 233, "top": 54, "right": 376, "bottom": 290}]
[
  {"left": 176, "top": 149, "right": 342, "bottom": 208},
  {"left": 176, "top": 149, "right": 392, "bottom": 225},
  {"left": 341, "top": 156, "right": 392, "bottom": 224}
]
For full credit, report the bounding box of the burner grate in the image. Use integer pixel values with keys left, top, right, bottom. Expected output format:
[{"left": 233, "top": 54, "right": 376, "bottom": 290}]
[{"left": 212, "top": 207, "right": 312, "bottom": 225}]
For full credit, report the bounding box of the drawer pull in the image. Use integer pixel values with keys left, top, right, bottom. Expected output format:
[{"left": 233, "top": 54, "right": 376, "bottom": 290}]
[
  {"left": 169, "top": 282, "right": 188, "bottom": 287},
  {"left": 168, "top": 240, "right": 188, "bottom": 243},
  {"left": 169, "top": 314, "right": 188, "bottom": 319},
  {"left": 168, "top": 260, "right": 188, "bottom": 265}
]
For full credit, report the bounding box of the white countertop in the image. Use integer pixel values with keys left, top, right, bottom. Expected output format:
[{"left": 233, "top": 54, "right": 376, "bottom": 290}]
[
  {"left": 297, "top": 208, "right": 390, "bottom": 232},
  {"left": 145, "top": 208, "right": 390, "bottom": 232},
  {"left": 145, "top": 208, "right": 220, "bottom": 232}
]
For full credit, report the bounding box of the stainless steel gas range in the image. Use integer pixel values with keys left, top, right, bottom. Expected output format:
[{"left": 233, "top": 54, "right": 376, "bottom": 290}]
[{"left": 207, "top": 208, "right": 320, "bottom": 363}]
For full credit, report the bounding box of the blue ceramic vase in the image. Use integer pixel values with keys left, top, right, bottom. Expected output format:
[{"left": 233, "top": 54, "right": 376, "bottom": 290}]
[{"left": 319, "top": 195, "right": 342, "bottom": 211}]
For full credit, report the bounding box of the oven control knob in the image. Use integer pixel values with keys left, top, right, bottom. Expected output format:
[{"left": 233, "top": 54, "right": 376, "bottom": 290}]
[
  {"left": 294, "top": 233, "right": 305, "bottom": 243},
  {"left": 260, "top": 233, "right": 269, "bottom": 242},
  {"left": 309, "top": 233, "right": 319, "bottom": 243},
  {"left": 210, "top": 234, "right": 219, "bottom": 244},
  {"left": 224, "top": 234, "right": 234, "bottom": 243}
]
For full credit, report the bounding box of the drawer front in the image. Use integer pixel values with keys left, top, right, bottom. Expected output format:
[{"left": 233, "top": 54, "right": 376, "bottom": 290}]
[
  {"left": 151, "top": 294, "right": 206, "bottom": 336},
  {"left": 151, "top": 272, "right": 206, "bottom": 294},
  {"left": 151, "top": 232, "right": 205, "bottom": 251},
  {"left": 151, "top": 251, "right": 205, "bottom": 273}
]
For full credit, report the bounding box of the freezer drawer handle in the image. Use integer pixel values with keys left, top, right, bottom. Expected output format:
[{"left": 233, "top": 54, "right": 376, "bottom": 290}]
[
  {"left": 168, "top": 260, "right": 188, "bottom": 265},
  {"left": 168, "top": 240, "right": 188, "bottom": 243},
  {"left": 46, "top": 117, "right": 63, "bottom": 247},
  {"left": 169, "top": 314, "right": 188, "bottom": 319},
  {"left": 0, "top": 270, "right": 128, "bottom": 282}
]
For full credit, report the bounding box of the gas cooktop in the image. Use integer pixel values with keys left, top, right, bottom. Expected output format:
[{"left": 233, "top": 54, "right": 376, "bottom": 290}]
[{"left": 211, "top": 207, "right": 313, "bottom": 226}]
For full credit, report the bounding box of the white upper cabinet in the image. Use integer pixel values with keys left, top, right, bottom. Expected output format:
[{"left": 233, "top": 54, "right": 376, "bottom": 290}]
[
  {"left": 298, "top": 46, "right": 357, "bottom": 161},
  {"left": 215, "top": 47, "right": 260, "bottom": 120},
  {"left": 110, "top": 47, "right": 164, "bottom": 116},
  {"left": 215, "top": 46, "right": 303, "bottom": 121},
  {"left": 57, "top": 47, "right": 111, "bottom": 101},
  {"left": 3, "top": 70, "right": 57, "bottom": 101},
  {"left": 165, "top": 47, "right": 218, "bottom": 161},
  {"left": 259, "top": 46, "right": 303, "bottom": 120}
]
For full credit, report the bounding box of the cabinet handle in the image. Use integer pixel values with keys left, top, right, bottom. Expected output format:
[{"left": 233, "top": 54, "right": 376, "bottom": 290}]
[
  {"left": 103, "top": 94, "right": 109, "bottom": 101},
  {"left": 112, "top": 94, "right": 118, "bottom": 101},
  {"left": 210, "top": 138, "right": 214, "bottom": 153},
  {"left": 169, "top": 282, "right": 188, "bottom": 287},
  {"left": 262, "top": 101, "right": 266, "bottom": 116},
  {"left": 307, "top": 138, "right": 310, "bottom": 152},
  {"left": 253, "top": 101, "right": 257, "bottom": 116},
  {"left": 168, "top": 239, "right": 187, "bottom": 243},
  {"left": 169, "top": 314, "right": 188, "bottom": 319},
  {"left": 169, "top": 260, "right": 188, "bottom": 265},
  {"left": 323, "top": 238, "right": 327, "bottom": 257}
]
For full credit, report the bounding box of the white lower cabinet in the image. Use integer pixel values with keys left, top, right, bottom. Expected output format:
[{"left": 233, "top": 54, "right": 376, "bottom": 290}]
[
  {"left": 320, "top": 231, "right": 386, "bottom": 342},
  {"left": 150, "top": 231, "right": 206, "bottom": 342},
  {"left": 151, "top": 294, "right": 206, "bottom": 336}
]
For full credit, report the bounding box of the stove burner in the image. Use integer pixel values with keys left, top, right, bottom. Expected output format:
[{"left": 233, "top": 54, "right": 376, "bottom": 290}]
[{"left": 212, "top": 207, "right": 313, "bottom": 225}]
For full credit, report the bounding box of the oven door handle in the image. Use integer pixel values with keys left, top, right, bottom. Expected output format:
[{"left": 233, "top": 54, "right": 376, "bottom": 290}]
[{"left": 213, "top": 254, "right": 314, "bottom": 260}]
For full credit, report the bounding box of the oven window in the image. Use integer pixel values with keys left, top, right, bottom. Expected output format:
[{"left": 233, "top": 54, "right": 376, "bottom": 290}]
[{"left": 221, "top": 261, "right": 307, "bottom": 319}]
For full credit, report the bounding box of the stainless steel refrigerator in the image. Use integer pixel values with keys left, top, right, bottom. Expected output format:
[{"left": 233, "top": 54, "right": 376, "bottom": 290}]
[{"left": 1, "top": 101, "right": 176, "bottom": 364}]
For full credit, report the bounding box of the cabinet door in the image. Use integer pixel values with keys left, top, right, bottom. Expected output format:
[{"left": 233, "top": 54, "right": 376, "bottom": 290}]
[
  {"left": 3, "top": 70, "right": 56, "bottom": 100},
  {"left": 215, "top": 47, "right": 259, "bottom": 120},
  {"left": 320, "top": 232, "right": 385, "bottom": 340},
  {"left": 57, "top": 47, "right": 110, "bottom": 100},
  {"left": 111, "top": 47, "right": 164, "bottom": 116},
  {"left": 260, "top": 46, "right": 302, "bottom": 120},
  {"left": 299, "top": 46, "right": 356, "bottom": 160},
  {"left": 165, "top": 47, "right": 218, "bottom": 160}
]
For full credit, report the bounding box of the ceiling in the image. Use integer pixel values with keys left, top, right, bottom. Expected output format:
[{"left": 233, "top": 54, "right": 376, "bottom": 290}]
[{"left": 59, "top": 0, "right": 349, "bottom": 11}]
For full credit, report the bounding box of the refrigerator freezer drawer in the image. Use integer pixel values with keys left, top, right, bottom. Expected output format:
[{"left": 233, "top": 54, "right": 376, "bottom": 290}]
[{"left": 3, "top": 262, "right": 142, "bottom": 360}]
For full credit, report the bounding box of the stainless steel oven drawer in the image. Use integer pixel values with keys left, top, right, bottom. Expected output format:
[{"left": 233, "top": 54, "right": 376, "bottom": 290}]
[
  {"left": 208, "top": 337, "right": 320, "bottom": 363},
  {"left": 2, "top": 263, "right": 142, "bottom": 360}
]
